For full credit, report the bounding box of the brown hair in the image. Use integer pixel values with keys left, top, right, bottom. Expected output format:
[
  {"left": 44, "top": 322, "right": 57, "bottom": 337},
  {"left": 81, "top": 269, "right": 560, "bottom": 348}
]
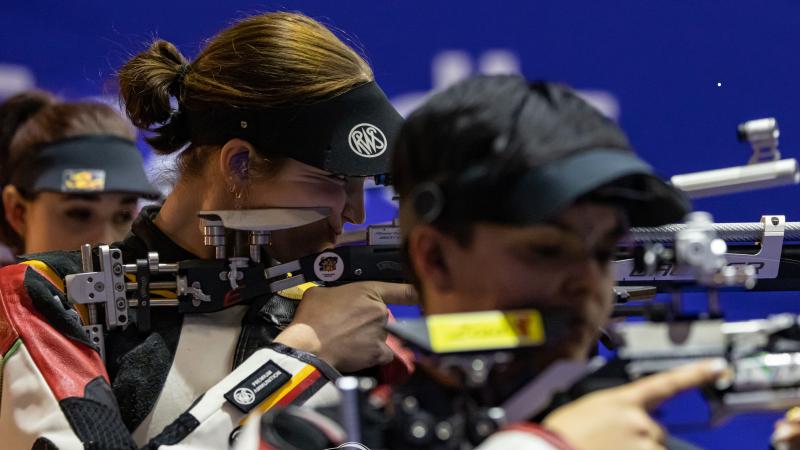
[
  {"left": 0, "top": 90, "right": 135, "bottom": 252},
  {"left": 118, "top": 11, "right": 374, "bottom": 177}
]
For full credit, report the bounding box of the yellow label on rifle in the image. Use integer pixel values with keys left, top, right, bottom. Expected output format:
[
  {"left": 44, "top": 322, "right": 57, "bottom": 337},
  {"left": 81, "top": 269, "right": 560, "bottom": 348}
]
[{"left": 427, "top": 309, "right": 545, "bottom": 353}]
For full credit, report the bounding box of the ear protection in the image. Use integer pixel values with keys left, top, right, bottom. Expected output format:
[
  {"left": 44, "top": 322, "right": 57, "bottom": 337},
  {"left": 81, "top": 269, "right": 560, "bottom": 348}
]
[
  {"left": 409, "top": 89, "right": 532, "bottom": 225},
  {"left": 410, "top": 181, "right": 446, "bottom": 223},
  {"left": 410, "top": 164, "right": 501, "bottom": 225},
  {"left": 230, "top": 149, "right": 250, "bottom": 179}
]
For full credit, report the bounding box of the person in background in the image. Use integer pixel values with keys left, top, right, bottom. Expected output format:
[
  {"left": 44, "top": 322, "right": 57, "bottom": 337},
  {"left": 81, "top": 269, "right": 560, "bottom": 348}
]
[
  {"left": 391, "top": 76, "right": 723, "bottom": 450},
  {"left": 0, "top": 90, "right": 159, "bottom": 259}
]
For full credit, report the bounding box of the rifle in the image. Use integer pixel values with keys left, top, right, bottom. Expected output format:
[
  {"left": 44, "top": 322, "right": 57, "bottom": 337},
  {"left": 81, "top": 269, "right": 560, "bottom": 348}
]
[{"left": 63, "top": 208, "right": 405, "bottom": 361}]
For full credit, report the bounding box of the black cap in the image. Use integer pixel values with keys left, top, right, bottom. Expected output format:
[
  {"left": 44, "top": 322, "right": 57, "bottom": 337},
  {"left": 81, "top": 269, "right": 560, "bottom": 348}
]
[
  {"left": 402, "top": 77, "right": 690, "bottom": 228},
  {"left": 186, "top": 81, "right": 403, "bottom": 177},
  {"left": 9, "top": 134, "right": 160, "bottom": 198}
]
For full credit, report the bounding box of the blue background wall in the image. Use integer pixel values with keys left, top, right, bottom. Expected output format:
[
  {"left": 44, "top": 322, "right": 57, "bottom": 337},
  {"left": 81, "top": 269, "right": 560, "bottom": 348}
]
[{"left": 3, "top": 1, "right": 800, "bottom": 447}]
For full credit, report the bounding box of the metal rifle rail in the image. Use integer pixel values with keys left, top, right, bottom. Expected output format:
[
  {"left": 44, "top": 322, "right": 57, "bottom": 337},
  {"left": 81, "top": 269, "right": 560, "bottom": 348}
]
[
  {"left": 617, "top": 215, "right": 800, "bottom": 291},
  {"left": 628, "top": 221, "right": 800, "bottom": 243}
]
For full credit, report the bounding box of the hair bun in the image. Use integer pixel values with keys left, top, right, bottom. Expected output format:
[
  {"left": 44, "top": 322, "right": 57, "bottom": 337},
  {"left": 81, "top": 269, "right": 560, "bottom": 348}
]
[{"left": 118, "top": 39, "right": 190, "bottom": 153}]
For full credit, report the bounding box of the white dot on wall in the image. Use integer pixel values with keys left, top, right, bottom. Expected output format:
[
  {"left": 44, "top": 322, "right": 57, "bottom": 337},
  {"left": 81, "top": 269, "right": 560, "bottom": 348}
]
[{"left": 717, "top": 82, "right": 722, "bottom": 87}]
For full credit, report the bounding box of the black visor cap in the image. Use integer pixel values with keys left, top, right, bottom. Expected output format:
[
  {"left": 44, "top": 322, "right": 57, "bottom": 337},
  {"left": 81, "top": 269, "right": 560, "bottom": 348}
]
[
  {"left": 9, "top": 135, "right": 160, "bottom": 199},
  {"left": 187, "top": 81, "right": 404, "bottom": 177}
]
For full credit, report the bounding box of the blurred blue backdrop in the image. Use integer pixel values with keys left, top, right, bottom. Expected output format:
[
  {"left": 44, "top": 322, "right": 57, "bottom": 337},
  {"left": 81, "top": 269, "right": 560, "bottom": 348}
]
[{"left": 3, "top": 1, "right": 800, "bottom": 448}]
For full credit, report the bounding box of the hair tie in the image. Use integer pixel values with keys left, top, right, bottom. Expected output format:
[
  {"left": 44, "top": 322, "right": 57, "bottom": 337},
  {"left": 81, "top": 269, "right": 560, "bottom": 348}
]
[{"left": 170, "top": 64, "right": 190, "bottom": 96}]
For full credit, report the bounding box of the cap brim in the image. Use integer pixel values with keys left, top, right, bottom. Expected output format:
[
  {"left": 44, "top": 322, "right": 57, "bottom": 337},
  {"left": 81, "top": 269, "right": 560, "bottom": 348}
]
[
  {"left": 589, "top": 173, "right": 690, "bottom": 227},
  {"left": 188, "top": 82, "right": 403, "bottom": 178},
  {"left": 507, "top": 148, "right": 690, "bottom": 227},
  {"left": 25, "top": 135, "right": 161, "bottom": 199},
  {"left": 309, "top": 83, "right": 404, "bottom": 177}
]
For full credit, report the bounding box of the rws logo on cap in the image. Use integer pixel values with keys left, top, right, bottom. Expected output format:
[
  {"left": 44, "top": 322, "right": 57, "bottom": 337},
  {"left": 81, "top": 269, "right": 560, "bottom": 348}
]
[{"left": 348, "top": 123, "right": 387, "bottom": 158}]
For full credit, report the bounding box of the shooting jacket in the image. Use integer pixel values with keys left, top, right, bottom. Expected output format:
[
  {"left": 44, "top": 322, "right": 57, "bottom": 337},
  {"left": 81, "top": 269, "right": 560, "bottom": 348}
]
[{"left": 0, "top": 206, "right": 411, "bottom": 450}]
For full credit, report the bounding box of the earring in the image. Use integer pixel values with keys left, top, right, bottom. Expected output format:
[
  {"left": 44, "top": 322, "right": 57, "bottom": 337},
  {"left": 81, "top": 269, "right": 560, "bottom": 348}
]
[{"left": 233, "top": 185, "right": 247, "bottom": 210}]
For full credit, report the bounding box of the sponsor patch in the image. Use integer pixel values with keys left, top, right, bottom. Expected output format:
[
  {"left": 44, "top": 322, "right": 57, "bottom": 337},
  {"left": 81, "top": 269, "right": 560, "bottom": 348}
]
[
  {"left": 225, "top": 360, "right": 291, "bottom": 413},
  {"left": 62, "top": 169, "right": 106, "bottom": 192},
  {"left": 313, "top": 251, "right": 344, "bottom": 282}
]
